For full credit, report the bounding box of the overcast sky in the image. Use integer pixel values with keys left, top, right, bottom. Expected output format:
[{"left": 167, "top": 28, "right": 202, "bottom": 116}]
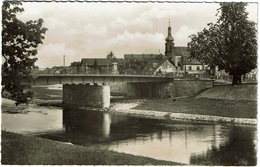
[{"left": 17, "top": 2, "right": 258, "bottom": 68}]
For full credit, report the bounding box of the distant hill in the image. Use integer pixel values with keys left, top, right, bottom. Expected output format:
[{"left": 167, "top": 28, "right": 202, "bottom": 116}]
[{"left": 197, "top": 84, "right": 257, "bottom": 101}]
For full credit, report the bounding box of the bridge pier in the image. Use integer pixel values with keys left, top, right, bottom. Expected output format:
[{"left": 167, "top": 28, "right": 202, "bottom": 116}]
[{"left": 63, "top": 84, "right": 110, "bottom": 108}]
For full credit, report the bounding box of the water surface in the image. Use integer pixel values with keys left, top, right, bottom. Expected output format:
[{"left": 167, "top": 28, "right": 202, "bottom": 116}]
[{"left": 2, "top": 107, "right": 257, "bottom": 165}]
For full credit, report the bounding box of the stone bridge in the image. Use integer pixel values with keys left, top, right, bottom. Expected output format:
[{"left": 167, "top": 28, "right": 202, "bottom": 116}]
[
  {"left": 29, "top": 74, "right": 214, "bottom": 109},
  {"left": 31, "top": 74, "right": 173, "bottom": 85}
]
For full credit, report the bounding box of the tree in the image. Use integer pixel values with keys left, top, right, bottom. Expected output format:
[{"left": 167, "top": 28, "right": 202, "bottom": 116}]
[
  {"left": 93, "top": 59, "right": 98, "bottom": 74},
  {"left": 93, "top": 59, "right": 98, "bottom": 69},
  {"left": 2, "top": 1, "right": 47, "bottom": 97},
  {"left": 188, "top": 2, "right": 257, "bottom": 85},
  {"left": 112, "top": 55, "right": 118, "bottom": 62},
  {"left": 106, "top": 51, "right": 116, "bottom": 73}
]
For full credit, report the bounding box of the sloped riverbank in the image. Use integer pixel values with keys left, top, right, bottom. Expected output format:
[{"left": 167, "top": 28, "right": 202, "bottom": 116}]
[
  {"left": 109, "top": 84, "right": 257, "bottom": 125},
  {"left": 109, "top": 98, "right": 257, "bottom": 125},
  {"left": 197, "top": 84, "right": 257, "bottom": 101},
  {"left": 1, "top": 131, "right": 182, "bottom": 165}
]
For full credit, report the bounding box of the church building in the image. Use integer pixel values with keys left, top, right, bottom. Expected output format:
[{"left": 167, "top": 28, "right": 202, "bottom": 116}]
[{"left": 124, "top": 20, "right": 206, "bottom": 75}]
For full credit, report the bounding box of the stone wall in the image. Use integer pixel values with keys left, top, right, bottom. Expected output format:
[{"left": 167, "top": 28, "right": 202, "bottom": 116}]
[
  {"left": 171, "top": 79, "right": 214, "bottom": 97},
  {"left": 63, "top": 84, "right": 110, "bottom": 108},
  {"left": 126, "top": 83, "right": 152, "bottom": 97},
  {"left": 126, "top": 83, "right": 172, "bottom": 98},
  {"left": 110, "top": 83, "right": 128, "bottom": 96},
  {"left": 110, "top": 82, "right": 171, "bottom": 97},
  {"left": 117, "top": 79, "right": 214, "bottom": 98}
]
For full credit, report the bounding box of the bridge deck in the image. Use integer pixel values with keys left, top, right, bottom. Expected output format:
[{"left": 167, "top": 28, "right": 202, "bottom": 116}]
[{"left": 31, "top": 74, "right": 174, "bottom": 85}]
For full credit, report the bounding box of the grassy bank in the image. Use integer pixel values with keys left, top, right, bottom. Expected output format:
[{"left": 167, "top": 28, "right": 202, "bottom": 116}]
[
  {"left": 131, "top": 84, "right": 257, "bottom": 119},
  {"left": 26, "top": 84, "right": 258, "bottom": 120},
  {"left": 133, "top": 97, "right": 257, "bottom": 119},
  {"left": 197, "top": 84, "right": 257, "bottom": 101},
  {"left": 1, "top": 131, "right": 182, "bottom": 165},
  {"left": 31, "top": 85, "right": 62, "bottom": 100},
  {"left": 5, "top": 84, "right": 257, "bottom": 120}
]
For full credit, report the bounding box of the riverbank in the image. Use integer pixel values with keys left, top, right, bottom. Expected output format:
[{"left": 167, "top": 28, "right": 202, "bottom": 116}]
[
  {"left": 2, "top": 95, "right": 257, "bottom": 125},
  {"left": 2, "top": 84, "right": 257, "bottom": 124},
  {"left": 4, "top": 98, "right": 256, "bottom": 125},
  {"left": 108, "top": 84, "right": 258, "bottom": 125},
  {"left": 1, "top": 131, "right": 182, "bottom": 165},
  {"left": 109, "top": 97, "right": 257, "bottom": 125},
  {"left": 1, "top": 98, "right": 61, "bottom": 114}
]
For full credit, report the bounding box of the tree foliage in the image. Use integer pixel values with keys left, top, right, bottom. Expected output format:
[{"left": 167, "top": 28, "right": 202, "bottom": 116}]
[
  {"left": 106, "top": 51, "right": 117, "bottom": 61},
  {"left": 93, "top": 59, "right": 98, "bottom": 69},
  {"left": 188, "top": 2, "right": 257, "bottom": 85},
  {"left": 106, "top": 51, "right": 117, "bottom": 73},
  {"left": 2, "top": 1, "right": 47, "bottom": 96}
]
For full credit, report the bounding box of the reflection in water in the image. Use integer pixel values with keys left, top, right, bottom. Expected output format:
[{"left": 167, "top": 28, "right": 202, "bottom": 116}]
[
  {"left": 190, "top": 126, "right": 257, "bottom": 166},
  {"left": 63, "top": 109, "right": 111, "bottom": 138},
  {"left": 103, "top": 113, "right": 111, "bottom": 137},
  {"left": 2, "top": 107, "right": 257, "bottom": 165},
  {"left": 61, "top": 109, "right": 256, "bottom": 165},
  {"left": 107, "top": 124, "right": 230, "bottom": 164}
]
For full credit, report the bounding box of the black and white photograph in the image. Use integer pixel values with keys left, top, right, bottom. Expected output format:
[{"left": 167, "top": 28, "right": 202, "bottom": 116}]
[{"left": 1, "top": 0, "right": 258, "bottom": 166}]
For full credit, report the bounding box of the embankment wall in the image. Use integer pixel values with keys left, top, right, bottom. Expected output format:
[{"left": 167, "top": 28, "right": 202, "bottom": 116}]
[
  {"left": 110, "top": 79, "right": 214, "bottom": 98},
  {"left": 171, "top": 79, "right": 214, "bottom": 97}
]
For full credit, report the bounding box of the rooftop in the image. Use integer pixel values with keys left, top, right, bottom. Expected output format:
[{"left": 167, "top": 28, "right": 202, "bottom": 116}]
[
  {"left": 81, "top": 58, "right": 124, "bottom": 66},
  {"left": 124, "top": 53, "right": 166, "bottom": 60}
]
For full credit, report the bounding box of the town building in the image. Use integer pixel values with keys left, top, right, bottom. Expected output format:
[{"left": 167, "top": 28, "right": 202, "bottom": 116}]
[
  {"left": 80, "top": 58, "right": 124, "bottom": 74},
  {"left": 69, "top": 61, "right": 81, "bottom": 74},
  {"left": 42, "top": 66, "right": 68, "bottom": 74},
  {"left": 124, "top": 53, "right": 166, "bottom": 75},
  {"left": 149, "top": 59, "right": 177, "bottom": 76}
]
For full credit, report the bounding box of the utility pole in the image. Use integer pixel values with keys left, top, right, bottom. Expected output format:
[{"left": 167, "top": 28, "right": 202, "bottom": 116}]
[
  {"left": 63, "top": 55, "right": 65, "bottom": 67},
  {"left": 184, "top": 61, "right": 187, "bottom": 75}
]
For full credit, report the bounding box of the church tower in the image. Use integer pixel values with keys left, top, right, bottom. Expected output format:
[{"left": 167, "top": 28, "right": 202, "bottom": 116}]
[{"left": 165, "top": 20, "right": 175, "bottom": 62}]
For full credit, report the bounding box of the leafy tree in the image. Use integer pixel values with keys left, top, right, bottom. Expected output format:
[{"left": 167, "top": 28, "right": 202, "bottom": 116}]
[
  {"left": 93, "top": 59, "right": 98, "bottom": 74},
  {"left": 93, "top": 59, "right": 98, "bottom": 69},
  {"left": 188, "top": 2, "right": 257, "bottom": 85},
  {"left": 107, "top": 51, "right": 116, "bottom": 60},
  {"left": 2, "top": 1, "right": 47, "bottom": 97},
  {"left": 112, "top": 55, "right": 118, "bottom": 62},
  {"left": 106, "top": 51, "right": 116, "bottom": 73}
]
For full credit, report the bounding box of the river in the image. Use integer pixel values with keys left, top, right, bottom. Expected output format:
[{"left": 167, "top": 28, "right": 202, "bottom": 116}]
[{"left": 2, "top": 106, "right": 257, "bottom": 165}]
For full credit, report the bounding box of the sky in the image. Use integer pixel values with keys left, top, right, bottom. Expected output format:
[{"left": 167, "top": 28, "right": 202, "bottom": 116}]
[{"left": 16, "top": 2, "right": 258, "bottom": 68}]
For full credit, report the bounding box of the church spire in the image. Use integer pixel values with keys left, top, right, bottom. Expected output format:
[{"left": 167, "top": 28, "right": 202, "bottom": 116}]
[
  {"left": 165, "top": 19, "right": 175, "bottom": 60},
  {"left": 166, "top": 19, "right": 173, "bottom": 41}
]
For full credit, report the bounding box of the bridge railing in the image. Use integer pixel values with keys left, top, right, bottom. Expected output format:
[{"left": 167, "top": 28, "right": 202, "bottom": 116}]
[
  {"left": 31, "top": 68, "right": 170, "bottom": 77},
  {"left": 31, "top": 68, "right": 214, "bottom": 79},
  {"left": 32, "top": 73, "right": 176, "bottom": 79}
]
